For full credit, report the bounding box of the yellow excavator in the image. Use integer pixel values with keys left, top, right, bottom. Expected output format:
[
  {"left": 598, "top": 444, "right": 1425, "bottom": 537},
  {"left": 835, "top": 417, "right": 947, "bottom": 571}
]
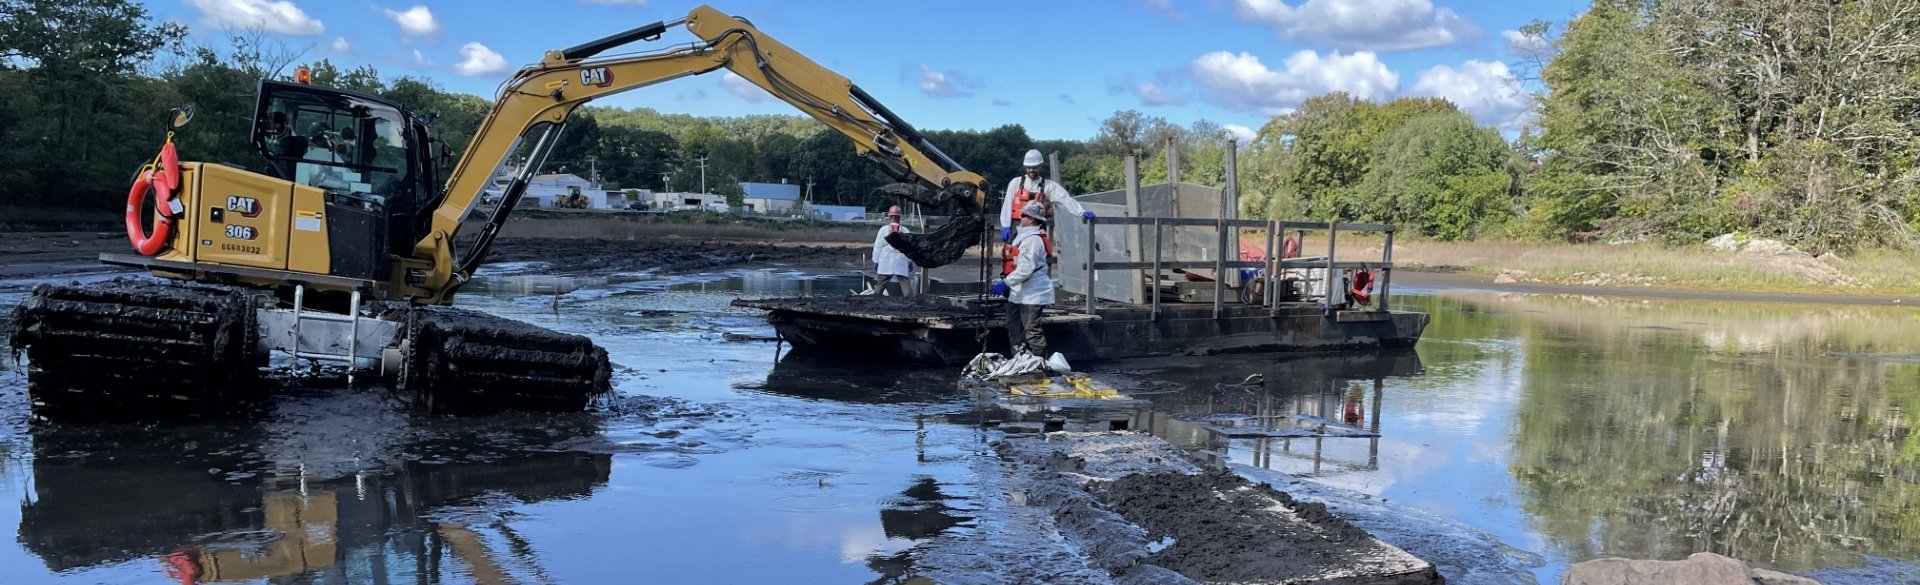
[{"left": 8, "top": 4, "right": 989, "bottom": 419}]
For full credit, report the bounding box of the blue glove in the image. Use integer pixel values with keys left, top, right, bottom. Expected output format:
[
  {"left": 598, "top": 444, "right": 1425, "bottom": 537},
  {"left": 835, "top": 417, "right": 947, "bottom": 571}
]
[
  {"left": 1083, "top": 210, "right": 1096, "bottom": 221},
  {"left": 1000, "top": 227, "right": 1014, "bottom": 243},
  {"left": 989, "top": 281, "right": 1009, "bottom": 297}
]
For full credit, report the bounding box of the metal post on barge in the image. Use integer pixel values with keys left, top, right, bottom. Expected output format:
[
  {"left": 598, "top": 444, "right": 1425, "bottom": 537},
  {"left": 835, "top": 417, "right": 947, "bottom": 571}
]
[
  {"left": 1325, "top": 222, "right": 1338, "bottom": 313},
  {"left": 1085, "top": 211, "right": 1097, "bottom": 316},
  {"left": 1215, "top": 139, "right": 1238, "bottom": 319},
  {"left": 1152, "top": 218, "right": 1163, "bottom": 322},
  {"left": 1379, "top": 227, "right": 1393, "bottom": 311}
]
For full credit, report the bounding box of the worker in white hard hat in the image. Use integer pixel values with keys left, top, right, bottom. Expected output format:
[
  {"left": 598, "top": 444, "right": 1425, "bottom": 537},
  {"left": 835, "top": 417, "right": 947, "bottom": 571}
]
[
  {"left": 989, "top": 199, "right": 1057, "bottom": 357},
  {"left": 998, "top": 148, "right": 1091, "bottom": 244},
  {"left": 862, "top": 205, "right": 914, "bottom": 296}
]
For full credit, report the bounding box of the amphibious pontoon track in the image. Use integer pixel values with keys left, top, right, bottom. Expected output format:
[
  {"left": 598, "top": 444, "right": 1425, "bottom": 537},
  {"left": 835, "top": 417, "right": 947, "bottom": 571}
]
[
  {"left": 9, "top": 280, "right": 613, "bottom": 419},
  {"left": 8, "top": 280, "right": 264, "bottom": 420},
  {"left": 393, "top": 306, "right": 611, "bottom": 414}
]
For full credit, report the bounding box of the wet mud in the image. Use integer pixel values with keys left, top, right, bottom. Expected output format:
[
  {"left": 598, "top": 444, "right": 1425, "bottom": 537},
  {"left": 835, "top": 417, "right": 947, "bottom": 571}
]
[
  {"left": 885, "top": 213, "right": 987, "bottom": 269},
  {"left": 974, "top": 432, "right": 1438, "bottom": 585},
  {"left": 1096, "top": 471, "right": 1410, "bottom": 583},
  {"left": 483, "top": 237, "right": 851, "bottom": 275}
]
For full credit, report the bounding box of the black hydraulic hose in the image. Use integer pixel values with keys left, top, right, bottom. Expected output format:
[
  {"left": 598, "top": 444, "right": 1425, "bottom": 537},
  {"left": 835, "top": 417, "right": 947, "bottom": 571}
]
[{"left": 456, "top": 122, "right": 565, "bottom": 278}]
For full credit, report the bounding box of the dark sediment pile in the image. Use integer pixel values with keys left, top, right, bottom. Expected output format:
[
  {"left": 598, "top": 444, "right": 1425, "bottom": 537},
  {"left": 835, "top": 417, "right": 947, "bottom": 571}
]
[
  {"left": 1094, "top": 469, "right": 1393, "bottom": 583},
  {"left": 995, "top": 432, "right": 1439, "bottom": 585}
]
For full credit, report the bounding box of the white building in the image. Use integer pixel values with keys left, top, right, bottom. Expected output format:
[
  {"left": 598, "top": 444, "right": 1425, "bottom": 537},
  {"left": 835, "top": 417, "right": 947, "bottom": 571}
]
[
  {"left": 527, "top": 173, "right": 605, "bottom": 209},
  {"left": 482, "top": 166, "right": 615, "bottom": 209},
  {"left": 738, "top": 197, "right": 797, "bottom": 214},
  {"left": 646, "top": 191, "right": 729, "bottom": 212}
]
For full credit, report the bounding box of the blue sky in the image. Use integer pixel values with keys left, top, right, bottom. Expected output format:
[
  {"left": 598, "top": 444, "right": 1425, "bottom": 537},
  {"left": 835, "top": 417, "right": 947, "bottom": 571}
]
[{"left": 156, "top": 0, "right": 1590, "bottom": 141}]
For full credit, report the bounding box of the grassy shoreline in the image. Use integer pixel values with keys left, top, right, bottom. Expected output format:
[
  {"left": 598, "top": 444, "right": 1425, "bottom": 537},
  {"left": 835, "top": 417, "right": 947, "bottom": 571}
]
[{"left": 1265, "top": 235, "right": 1920, "bottom": 298}]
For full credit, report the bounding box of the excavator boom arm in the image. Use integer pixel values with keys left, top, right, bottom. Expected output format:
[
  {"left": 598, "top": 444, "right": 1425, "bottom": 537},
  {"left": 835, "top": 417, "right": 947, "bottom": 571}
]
[{"left": 412, "top": 5, "right": 985, "bottom": 302}]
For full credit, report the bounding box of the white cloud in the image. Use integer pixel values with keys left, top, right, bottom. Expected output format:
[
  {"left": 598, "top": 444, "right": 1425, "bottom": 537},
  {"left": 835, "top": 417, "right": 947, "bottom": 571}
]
[
  {"left": 723, "top": 72, "right": 772, "bottom": 102},
  {"left": 412, "top": 49, "right": 431, "bottom": 66},
  {"left": 330, "top": 37, "right": 350, "bottom": 53},
  {"left": 453, "top": 42, "right": 509, "bottom": 76},
  {"left": 184, "top": 0, "right": 323, "bottom": 36},
  {"left": 1224, "top": 124, "right": 1257, "bottom": 144},
  {"left": 1190, "top": 50, "right": 1399, "bottom": 114},
  {"left": 1409, "top": 60, "right": 1533, "bottom": 130},
  {"left": 1133, "top": 82, "right": 1185, "bottom": 106},
  {"left": 1231, "top": 0, "right": 1479, "bottom": 52},
  {"left": 1502, "top": 29, "right": 1550, "bottom": 54},
  {"left": 914, "top": 64, "right": 979, "bottom": 98},
  {"left": 383, "top": 5, "right": 441, "bottom": 39}
]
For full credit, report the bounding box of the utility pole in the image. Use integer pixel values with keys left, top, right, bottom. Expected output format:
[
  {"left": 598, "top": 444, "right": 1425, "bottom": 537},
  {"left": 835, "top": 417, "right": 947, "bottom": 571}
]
[
  {"left": 696, "top": 157, "right": 709, "bottom": 194},
  {"left": 586, "top": 155, "right": 599, "bottom": 186},
  {"left": 805, "top": 176, "right": 815, "bottom": 218},
  {"left": 660, "top": 172, "right": 671, "bottom": 191}
]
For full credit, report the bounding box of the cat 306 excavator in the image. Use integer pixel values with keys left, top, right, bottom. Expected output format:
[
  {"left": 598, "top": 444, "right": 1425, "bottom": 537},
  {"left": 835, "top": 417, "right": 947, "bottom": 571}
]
[{"left": 8, "top": 4, "right": 990, "bottom": 419}]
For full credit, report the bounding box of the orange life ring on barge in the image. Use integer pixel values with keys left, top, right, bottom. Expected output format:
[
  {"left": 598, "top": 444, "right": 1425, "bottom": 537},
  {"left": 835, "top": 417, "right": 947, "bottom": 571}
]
[
  {"left": 1349, "top": 269, "right": 1375, "bottom": 306},
  {"left": 126, "top": 142, "right": 180, "bottom": 256}
]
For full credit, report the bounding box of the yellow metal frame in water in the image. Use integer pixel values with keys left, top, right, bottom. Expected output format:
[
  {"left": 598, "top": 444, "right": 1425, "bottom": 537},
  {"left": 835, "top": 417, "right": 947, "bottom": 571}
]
[{"left": 1004, "top": 375, "right": 1122, "bottom": 399}]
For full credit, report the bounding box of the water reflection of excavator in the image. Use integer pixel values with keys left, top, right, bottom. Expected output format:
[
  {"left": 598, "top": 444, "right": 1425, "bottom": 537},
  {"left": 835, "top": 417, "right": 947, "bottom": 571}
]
[
  {"left": 20, "top": 432, "right": 612, "bottom": 584},
  {"left": 8, "top": 4, "right": 988, "bottom": 419}
]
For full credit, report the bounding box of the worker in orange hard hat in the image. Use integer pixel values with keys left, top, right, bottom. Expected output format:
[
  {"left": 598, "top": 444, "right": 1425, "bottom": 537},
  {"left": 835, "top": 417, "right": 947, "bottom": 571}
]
[{"left": 861, "top": 205, "right": 915, "bottom": 296}]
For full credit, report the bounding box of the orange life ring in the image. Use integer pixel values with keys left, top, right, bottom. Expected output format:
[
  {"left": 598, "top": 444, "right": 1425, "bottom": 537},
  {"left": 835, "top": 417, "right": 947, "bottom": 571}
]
[
  {"left": 1349, "top": 269, "right": 1375, "bottom": 306},
  {"left": 126, "top": 142, "right": 180, "bottom": 256}
]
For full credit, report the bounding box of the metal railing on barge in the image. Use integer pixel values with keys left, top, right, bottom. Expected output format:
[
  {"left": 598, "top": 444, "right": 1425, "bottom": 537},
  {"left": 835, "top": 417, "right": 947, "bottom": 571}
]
[{"left": 1070, "top": 217, "right": 1397, "bottom": 321}]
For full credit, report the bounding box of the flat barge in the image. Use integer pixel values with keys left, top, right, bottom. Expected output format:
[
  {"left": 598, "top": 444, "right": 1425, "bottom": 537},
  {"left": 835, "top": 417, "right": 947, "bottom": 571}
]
[
  {"left": 738, "top": 151, "right": 1430, "bottom": 365},
  {"left": 733, "top": 294, "right": 1426, "bottom": 365}
]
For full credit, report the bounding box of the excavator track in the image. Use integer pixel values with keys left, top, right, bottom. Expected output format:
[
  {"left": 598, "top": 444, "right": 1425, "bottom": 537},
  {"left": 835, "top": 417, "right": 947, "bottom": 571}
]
[
  {"left": 393, "top": 306, "right": 611, "bottom": 414},
  {"left": 7, "top": 280, "right": 264, "bottom": 420}
]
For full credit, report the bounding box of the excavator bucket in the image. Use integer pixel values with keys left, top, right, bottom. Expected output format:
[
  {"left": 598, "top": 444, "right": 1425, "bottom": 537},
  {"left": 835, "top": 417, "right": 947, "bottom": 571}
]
[
  {"left": 877, "top": 181, "right": 988, "bottom": 268},
  {"left": 885, "top": 213, "right": 985, "bottom": 268}
]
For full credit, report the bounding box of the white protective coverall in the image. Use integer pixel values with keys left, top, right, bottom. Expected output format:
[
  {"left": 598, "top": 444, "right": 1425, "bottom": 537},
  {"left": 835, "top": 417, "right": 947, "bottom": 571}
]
[
  {"left": 998, "top": 175, "right": 1086, "bottom": 229},
  {"left": 1004, "top": 223, "right": 1055, "bottom": 356},
  {"left": 1004, "top": 225, "right": 1054, "bottom": 305},
  {"left": 872, "top": 222, "right": 914, "bottom": 277}
]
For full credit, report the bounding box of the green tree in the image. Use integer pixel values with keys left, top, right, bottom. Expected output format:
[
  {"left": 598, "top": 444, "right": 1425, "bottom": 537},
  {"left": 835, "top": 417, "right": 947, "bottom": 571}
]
[
  {"left": 0, "top": 0, "right": 185, "bottom": 212},
  {"left": 1360, "top": 112, "right": 1516, "bottom": 239},
  {"left": 1241, "top": 94, "right": 1464, "bottom": 222}
]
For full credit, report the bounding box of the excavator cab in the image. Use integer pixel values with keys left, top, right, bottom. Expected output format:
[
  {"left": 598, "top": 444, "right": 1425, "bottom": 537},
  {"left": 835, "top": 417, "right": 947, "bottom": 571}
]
[{"left": 251, "top": 81, "right": 438, "bottom": 281}]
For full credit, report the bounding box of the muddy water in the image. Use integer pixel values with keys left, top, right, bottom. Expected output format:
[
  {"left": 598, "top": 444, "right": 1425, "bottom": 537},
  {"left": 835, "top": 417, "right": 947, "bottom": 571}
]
[{"left": 2, "top": 269, "right": 1919, "bottom": 584}]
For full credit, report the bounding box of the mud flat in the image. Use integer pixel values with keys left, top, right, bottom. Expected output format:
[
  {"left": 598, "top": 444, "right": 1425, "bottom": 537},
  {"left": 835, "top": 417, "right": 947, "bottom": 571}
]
[
  {"left": 912, "top": 431, "right": 1439, "bottom": 584},
  {"left": 483, "top": 237, "right": 851, "bottom": 275}
]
